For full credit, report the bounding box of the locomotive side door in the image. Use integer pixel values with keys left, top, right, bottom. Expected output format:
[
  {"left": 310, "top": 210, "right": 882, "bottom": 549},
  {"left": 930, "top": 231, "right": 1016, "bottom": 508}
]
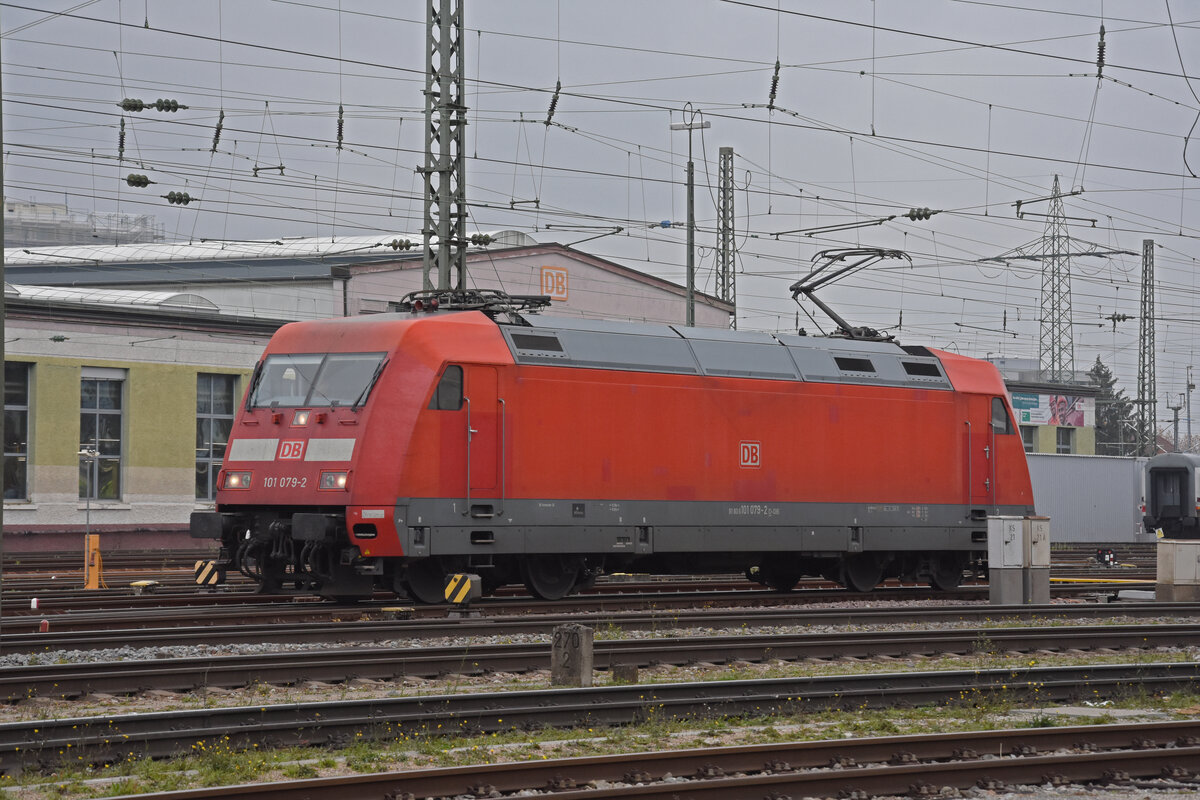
[
  {"left": 465, "top": 366, "right": 500, "bottom": 504},
  {"left": 966, "top": 395, "right": 996, "bottom": 508}
]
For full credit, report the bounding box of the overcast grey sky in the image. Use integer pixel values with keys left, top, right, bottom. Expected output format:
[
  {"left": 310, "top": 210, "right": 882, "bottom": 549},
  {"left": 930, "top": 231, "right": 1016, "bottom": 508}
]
[{"left": 5, "top": 1, "right": 1200, "bottom": 426}]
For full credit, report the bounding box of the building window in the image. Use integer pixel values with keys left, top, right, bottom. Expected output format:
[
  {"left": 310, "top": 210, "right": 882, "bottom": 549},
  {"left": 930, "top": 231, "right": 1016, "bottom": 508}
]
[
  {"left": 1056, "top": 426, "right": 1075, "bottom": 455},
  {"left": 79, "top": 376, "right": 123, "bottom": 500},
  {"left": 1020, "top": 425, "right": 1036, "bottom": 453},
  {"left": 5, "top": 362, "right": 30, "bottom": 500},
  {"left": 196, "top": 373, "right": 236, "bottom": 500}
]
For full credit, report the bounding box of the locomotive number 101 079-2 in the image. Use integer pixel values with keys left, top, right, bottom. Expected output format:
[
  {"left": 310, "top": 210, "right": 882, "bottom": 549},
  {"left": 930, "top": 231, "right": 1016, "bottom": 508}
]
[{"left": 261, "top": 476, "right": 307, "bottom": 489}]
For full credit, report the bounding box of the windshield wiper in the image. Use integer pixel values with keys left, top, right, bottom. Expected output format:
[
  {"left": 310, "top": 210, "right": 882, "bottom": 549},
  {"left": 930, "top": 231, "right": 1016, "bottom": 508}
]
[
  {"left": 351, "top": 358, "right": 388, "bottom": 411},
  {"left": 244, "top": 361, "right": 265, "bottom": 411}
]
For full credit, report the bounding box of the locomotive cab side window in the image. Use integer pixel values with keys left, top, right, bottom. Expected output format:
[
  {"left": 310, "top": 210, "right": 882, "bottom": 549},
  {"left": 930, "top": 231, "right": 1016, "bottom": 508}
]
[
  {"left": 991, "top": 397, "right": 1015, "bottom": 434},
  {"left": 429, "top": 365, "right": 463, "bottom": 411}
]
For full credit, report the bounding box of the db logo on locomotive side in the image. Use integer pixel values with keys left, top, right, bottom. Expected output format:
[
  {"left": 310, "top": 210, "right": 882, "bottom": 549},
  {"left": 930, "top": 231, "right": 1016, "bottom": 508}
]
[
  {"left": 278, "top": 440, "right": 306, "bottom": 460},
  {"left": 739, "top": 441, "right": 761, "bottom": 468}
]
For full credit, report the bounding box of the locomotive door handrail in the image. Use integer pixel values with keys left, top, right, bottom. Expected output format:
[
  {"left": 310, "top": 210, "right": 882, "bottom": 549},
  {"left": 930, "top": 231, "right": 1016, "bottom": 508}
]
[
  {"left": 464, "top": 397, "right": 475, "bottom": 516},
  {"left": 497, "top": 397, "right": 506, "bottom": 517},
  {"left": 964, "top": 420, "right": 972, "bottom": 504},
  {"left": 990, "top": 416, "right": 998, "bottom": 514}
]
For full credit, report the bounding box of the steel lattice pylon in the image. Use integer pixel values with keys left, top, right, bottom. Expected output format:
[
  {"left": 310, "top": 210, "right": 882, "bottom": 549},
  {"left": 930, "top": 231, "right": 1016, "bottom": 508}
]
[
  {"left": 421, "top": 0, "right": 467, "bottom": 291},
  {"left": 979, "top": 176, "right": 1134, "bottom": 385},
  {"left": 1038, "top": 175, "right": 1073, "bottom": 383},
  {"left": 716, "top": 146, "right": 736, "bottom": 327},
  {"left": 1138, "top": 239, "right": 1157, "bottom": 456}
]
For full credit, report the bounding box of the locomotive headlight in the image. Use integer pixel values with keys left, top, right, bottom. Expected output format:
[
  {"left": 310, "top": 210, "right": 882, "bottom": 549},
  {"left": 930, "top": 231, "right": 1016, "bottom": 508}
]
[
  {"left": 292, "top": 410, "right": 310, "bottom": 426},
  {"left": 319, "top": 471, "right": 348, "bottom": 490},
  {"left": 222, "top": 471, "right": 252, "bottom": 489}
]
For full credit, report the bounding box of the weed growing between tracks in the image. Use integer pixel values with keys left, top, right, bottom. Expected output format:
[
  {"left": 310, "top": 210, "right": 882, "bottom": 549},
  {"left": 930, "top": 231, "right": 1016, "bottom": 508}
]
[
  {"left": 8, "top": 688, "right": 1200, "bottom": 800},
  {"left": 5, "top": 650, "right": 1200, "bottom": 799}
]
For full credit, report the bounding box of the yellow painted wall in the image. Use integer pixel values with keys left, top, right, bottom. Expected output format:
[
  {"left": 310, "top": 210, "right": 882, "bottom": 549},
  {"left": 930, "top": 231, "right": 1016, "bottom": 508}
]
[
  {"left": 14, "top": 356, "right": 249, "bottom": 474},
  {"left": 1034, "top": 423, "right": 1095, "bottom": 455},
  {"left": 128, "top": 364, "right": 202, "bottom": 469},
  {"left": 23, "top": 358, "right": 82, "bottom": 467}
]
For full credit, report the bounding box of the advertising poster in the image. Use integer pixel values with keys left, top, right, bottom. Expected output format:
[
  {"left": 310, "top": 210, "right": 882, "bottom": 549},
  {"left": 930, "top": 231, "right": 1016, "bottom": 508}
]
[{"left": 1010, "top": 392, "right": 1092, "bottom": 427}]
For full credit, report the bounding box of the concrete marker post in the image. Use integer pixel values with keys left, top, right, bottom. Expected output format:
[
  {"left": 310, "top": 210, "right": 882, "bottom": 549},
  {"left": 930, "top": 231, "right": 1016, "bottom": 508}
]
[{"left": 551, "top": 623, "right": 593, "bottom": 687}]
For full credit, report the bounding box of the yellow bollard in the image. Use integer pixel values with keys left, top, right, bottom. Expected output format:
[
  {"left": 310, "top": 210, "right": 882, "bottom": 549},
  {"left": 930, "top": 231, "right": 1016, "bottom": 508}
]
[{"left": 83, "top": 533, "right": 105, "bottom": 590}]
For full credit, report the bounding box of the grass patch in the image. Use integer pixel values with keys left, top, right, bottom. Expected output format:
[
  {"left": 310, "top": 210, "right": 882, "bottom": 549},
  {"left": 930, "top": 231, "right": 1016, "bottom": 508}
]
[{"left": 6, "top": 643, "right": 1199, "bottom": 798}]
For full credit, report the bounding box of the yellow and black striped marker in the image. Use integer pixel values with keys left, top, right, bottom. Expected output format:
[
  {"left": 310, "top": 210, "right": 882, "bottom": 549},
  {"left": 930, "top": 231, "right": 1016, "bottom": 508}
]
[
  {"left": 195, "top": 559, "right": 225, "bottom": 587},
  {"left": 444, "top": 573, "right": 481, "bottom": 605}
]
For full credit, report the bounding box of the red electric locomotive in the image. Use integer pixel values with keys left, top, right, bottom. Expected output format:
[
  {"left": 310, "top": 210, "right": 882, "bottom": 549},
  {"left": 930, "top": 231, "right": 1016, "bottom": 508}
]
[{"left": 191, "top": 289, "right": 1035, "bottom": 601}]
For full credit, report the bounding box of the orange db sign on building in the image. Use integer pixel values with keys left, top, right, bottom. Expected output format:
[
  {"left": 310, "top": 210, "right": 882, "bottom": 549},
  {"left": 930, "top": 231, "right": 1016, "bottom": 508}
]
[{"left": 541, "top": 266, "right": 569, "bottom": 301}]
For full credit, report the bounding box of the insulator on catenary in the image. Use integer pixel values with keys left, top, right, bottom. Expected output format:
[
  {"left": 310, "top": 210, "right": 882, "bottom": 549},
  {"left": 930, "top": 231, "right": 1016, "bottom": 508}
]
[
  {"left": 125, "top": 173, "right": 152, "bottom": 188},
  {"left": 120, "top": 98, "right": 187, "bottom": 112},
  {"left": 544, "top": 80, "right": 561, "bottom": 126},
  {"left": 211, "top": 110, "right": 225, "bottom": 153},
  {"left": 388, "top": 238, "right": 413, "bottom": 251},
  {"left": 1097, "top": 24, "right": 1106, "bottom": 77},
  {"left": 904, "top": 207, "right": 935, "bottom": 221},
  {"left": 469, "top": 233, "right": 493, "bottom": 245},
  {"left": 336, "top": 104, "right": 344, "bottom": 151},
  {"left": 768, "top": 60, "right": 780, "bottom": 110},
  {"left": 118, "top": 118, "right": 126, "bottom": 160},
  {"left": 163, "top": 191, "right": 194, "bottom": 205}
]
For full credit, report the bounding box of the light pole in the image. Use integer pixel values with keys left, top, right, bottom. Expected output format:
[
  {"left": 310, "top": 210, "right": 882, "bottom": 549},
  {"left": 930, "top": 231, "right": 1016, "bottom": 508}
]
[
  {"left": 1169, "top": 395, "right": 1183, "bottom": 452},
  {"left": 79, "top": 447, "right": 98, "bottom": 589},
  {"left": 1188, "top": 366, "right": 1195, "bottom": 452},
  {"left": 670, "top": 106, "right": 710, "bottom": 327}
]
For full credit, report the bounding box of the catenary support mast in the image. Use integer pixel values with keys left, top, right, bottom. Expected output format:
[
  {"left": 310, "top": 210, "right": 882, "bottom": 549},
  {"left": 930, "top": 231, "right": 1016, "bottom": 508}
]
[
  {"left": 1138, "top": 239, "right": 1157, "bottom": 456},
  {"left": 716, "top": 146, "right": 736, "bottom": 328},
  {"left": 421, "top": 0, "right": 468, "bottom": 291}
]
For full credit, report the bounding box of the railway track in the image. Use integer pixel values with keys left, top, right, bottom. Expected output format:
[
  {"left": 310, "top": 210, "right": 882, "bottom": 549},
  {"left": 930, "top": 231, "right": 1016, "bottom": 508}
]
[
  {"left": 5, "top": 622, "right": 1200, "bottom": 701},
  {"left": 0, "top": 550, "right": 218, "bottom": 572},
  {"left": 2, "top": 568, "right": 1153, "bottom": 599},
  {"left": 0, "top": 579, "right": 1154, "bottom": 630},
  {"left": 91, "top": 720, "right": 1200, "bottom": 800},
  {"left": 4, "top": 660, "right": 1199, "bottom": 775},
  {"left": 7, "top": 600, "right": 1199, "bottom": 654}
]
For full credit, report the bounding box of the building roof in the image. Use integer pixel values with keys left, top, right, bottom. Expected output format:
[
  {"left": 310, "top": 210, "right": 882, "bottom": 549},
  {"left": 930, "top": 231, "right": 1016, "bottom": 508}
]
[
  {"left": 5, "top": 283, "right": 218, "bottom": 311},
  {"left": 3, "top": 230, "right": 536, "bottom": 286}
]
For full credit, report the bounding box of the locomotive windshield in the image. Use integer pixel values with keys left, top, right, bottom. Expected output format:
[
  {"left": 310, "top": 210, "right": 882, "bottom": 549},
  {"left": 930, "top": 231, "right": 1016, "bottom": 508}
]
[{"left": 250, "top": 352, "right": 387, "bottom": 408}]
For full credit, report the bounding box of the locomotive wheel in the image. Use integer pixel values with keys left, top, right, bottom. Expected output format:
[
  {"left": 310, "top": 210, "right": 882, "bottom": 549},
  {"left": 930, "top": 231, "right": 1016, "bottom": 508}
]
[
  {"left": 841, "top": 555, "right": 882, "bottom": 593},
  {"left": 928, "top": 557, "right": 965, "bottom": 592},
  {"left": 766, "top": 574, "right": 800, "bottom": 592},
  {"left": 404, "top": 558, "right": 447, "bottom": 604},
  {"left": 760, "top": 568, "right": 800, "bottom": 592},
  {"left": 521, "top": 555, "right": 581, "bottom": 601}
]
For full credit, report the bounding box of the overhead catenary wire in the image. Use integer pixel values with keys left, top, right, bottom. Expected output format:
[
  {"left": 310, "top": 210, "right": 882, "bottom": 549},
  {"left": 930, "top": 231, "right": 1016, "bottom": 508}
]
[{"left": 6, "top": 2, "right": 1200, "bottom": 399}]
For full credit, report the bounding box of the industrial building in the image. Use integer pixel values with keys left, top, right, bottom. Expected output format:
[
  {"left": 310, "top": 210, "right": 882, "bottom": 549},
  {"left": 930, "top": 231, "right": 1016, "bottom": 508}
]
[
  {"left": 988, "top": 357, "right": 1100, "bottom": 456},
  {"left": 4, "top": 196, "right": 165, "bottom": 248}
]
